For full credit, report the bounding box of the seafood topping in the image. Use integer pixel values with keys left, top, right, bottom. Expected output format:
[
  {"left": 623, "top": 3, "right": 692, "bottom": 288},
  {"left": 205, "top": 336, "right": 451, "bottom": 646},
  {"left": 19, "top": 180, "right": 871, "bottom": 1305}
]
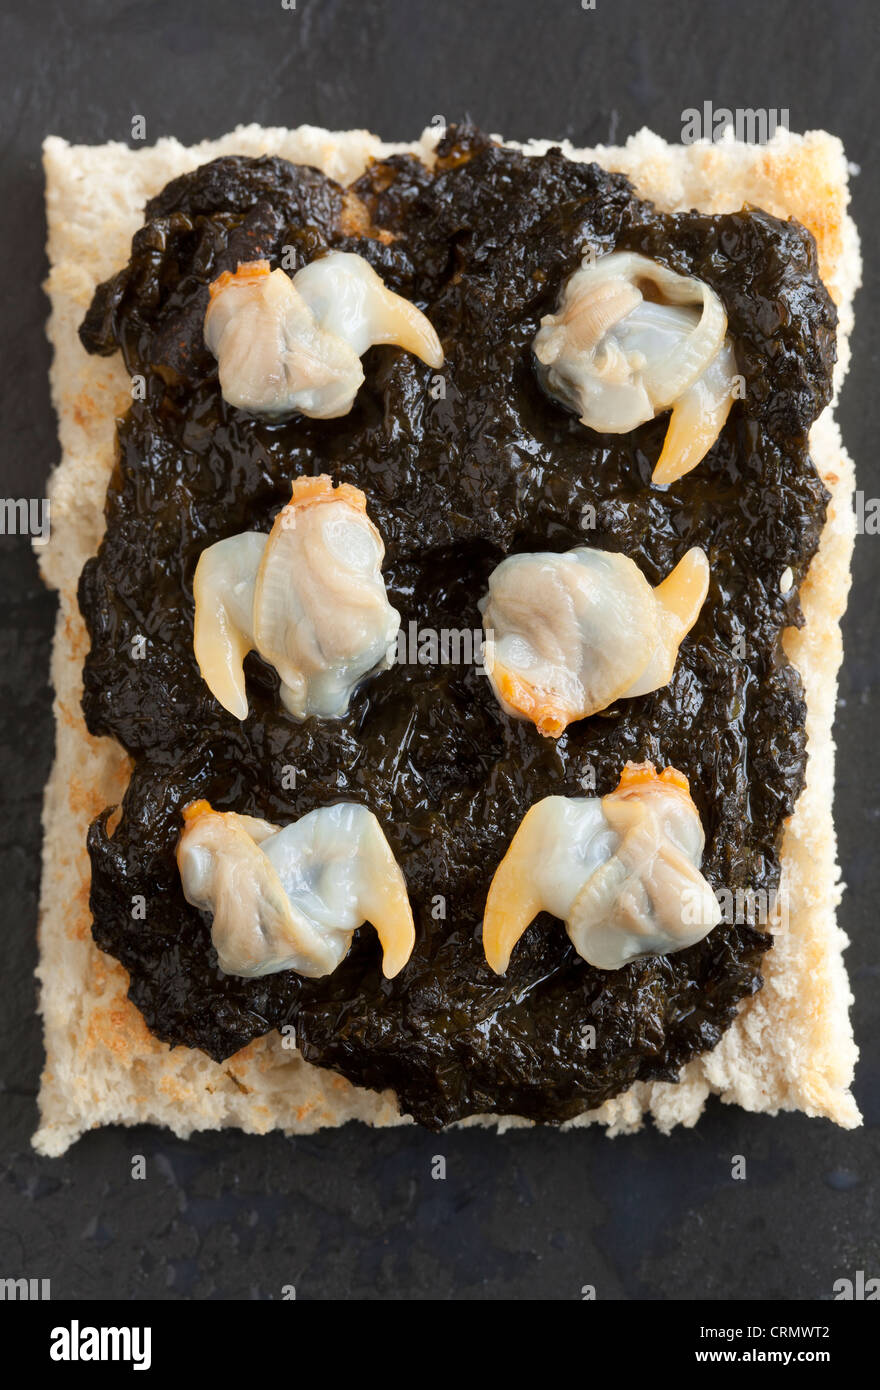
[
  {"left": 482, "top": 762, "right": 722, "bottom": 973},
  {"left": 480, "top": 545, "right": 709, "bottom": 736},
  {"left": 193, "top": 475, "right": 400, "bottom": 721},
  {"left": 533, "top": 250, "right": 738, "bottom": 484},
  {"left": 177, "top": 800, "right": 415, "bottom": 980},
  {"left": 204, "top": 252, "right": 443, "bottom": 418}
]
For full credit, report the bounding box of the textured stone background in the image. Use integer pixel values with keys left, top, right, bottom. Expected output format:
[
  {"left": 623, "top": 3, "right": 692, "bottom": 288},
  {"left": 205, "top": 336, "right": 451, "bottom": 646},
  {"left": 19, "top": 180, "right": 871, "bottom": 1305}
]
[{"left": 1, "top": 0, "right": 877, "bottom": 1299}]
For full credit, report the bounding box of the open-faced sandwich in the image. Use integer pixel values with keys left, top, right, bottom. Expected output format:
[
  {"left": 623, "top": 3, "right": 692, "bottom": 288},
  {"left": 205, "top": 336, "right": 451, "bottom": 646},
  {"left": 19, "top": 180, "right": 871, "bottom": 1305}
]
[{"left": 34, "top": 121, "right": 860, "bottom": 1153}]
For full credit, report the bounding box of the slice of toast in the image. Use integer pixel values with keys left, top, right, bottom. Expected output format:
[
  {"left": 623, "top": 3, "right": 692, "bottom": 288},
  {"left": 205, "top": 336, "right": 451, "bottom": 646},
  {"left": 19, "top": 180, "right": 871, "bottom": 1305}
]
[{"left": 33, "top": 123, "right": 861, "bottom": 1155}]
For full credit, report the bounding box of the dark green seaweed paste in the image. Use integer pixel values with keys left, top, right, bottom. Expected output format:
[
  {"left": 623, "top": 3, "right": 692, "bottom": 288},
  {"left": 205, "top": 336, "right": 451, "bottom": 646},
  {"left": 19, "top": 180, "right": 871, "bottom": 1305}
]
[{"left": 77, "top": 125, "right": 835, "bottom": 1128}]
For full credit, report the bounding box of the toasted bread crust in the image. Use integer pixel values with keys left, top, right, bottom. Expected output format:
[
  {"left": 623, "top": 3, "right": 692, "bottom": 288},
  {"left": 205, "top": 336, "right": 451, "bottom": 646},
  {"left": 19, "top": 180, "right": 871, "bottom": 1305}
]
[{"left": 33, "top": 123, "right": 860, "bottom": 1155}]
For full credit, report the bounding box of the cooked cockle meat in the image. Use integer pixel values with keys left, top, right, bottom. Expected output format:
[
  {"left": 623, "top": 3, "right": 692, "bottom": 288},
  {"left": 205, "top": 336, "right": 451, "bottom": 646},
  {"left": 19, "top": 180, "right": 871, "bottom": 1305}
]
[
  {"left": 177, "top": 799, "right": 415, "bottom": 980},
  {"left": 251, "top": 476, "right": 400, "bottom": 719},
  {"left": 482, "top": 762, "right": 722, "bottom": 973},
  {"left": 204, "top": 252, "right": 443, "bottom": 419},
  {"left": 292, "top": 250, "right": 443, "bottom": 362},
  {"left": 203, "top": 259, "right": 360, "bottom": 417},
  {"left": 191, "top": 531, "right": 266, "bottom": 721},
  {"left": 193, "top": 474, "right": 400, "bottom": 720},
  {"left": 479, "top": 544, "right": 709, "bottom": 736},
  {"left": 533, "top": 250, "right": 738, "bottom": 485}
]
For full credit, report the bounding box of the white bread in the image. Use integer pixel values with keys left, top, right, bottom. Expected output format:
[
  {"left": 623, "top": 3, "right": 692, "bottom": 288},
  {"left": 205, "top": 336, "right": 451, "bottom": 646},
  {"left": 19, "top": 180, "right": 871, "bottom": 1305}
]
[{"left": 33, "top": 123, "right": 861, "bottom": 1155}]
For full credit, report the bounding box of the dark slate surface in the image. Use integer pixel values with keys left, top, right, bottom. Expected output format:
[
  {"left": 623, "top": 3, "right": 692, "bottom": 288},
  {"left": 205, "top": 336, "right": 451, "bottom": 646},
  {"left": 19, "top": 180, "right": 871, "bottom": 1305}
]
[{"left": 1, "top": 0, "right": 877, "bottom": 1300}]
